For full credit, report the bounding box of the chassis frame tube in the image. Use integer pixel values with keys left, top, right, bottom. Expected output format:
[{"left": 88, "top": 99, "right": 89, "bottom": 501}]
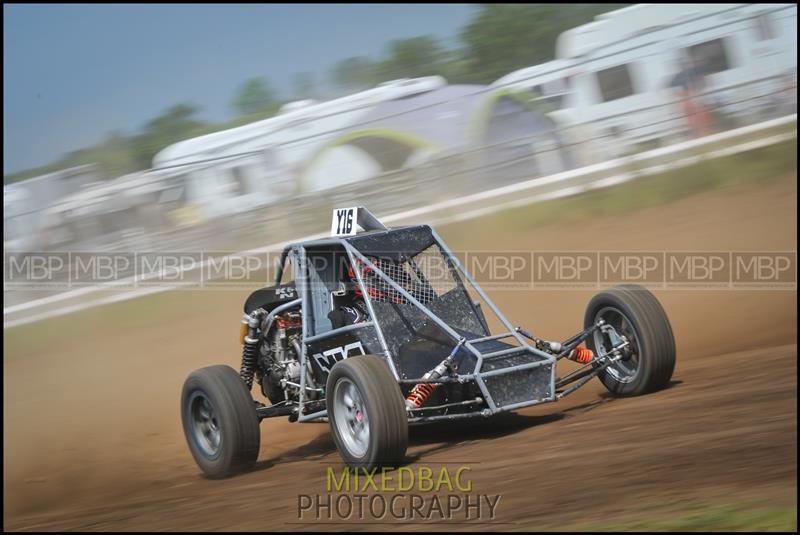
[
  {"left": 407, "top": 393, "right": 556, "bottom": 423},
  {"left": 557, "top": 358, "right": 616, "bottom": 399},
  {"left": 409, "top": 410, "right": 493, "bottom": 424},
  {"left": 296, "top": 247, "right": 312, "bottom": 421},
  {"left": 555, "top": 359, "right": 599, "bottom": 388},
  {"left": 346, "top": 243, "right": 557, "bottom": 411},
  {"left": 470, "top": 331, "right": 518, "bottom": 343},
  {"left": 256, "top": 403, "right": 296, "bottom": 419},
  {"left": 276, "top": 228, "right": 571, "bottom": 421},
  {"left": 555, "top": 322, "right": 603, "bottom": 359},
  {"left": 407, "top": 397, "right": 484, "bottom": 414}
]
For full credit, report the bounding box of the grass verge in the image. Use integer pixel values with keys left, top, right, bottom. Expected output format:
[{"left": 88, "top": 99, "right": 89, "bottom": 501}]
[
  {"left": 439, "top": 138, "right": 796, "bottom": 243},
  {"left": 583, "top": 501, "right": 797, "bottom": 532}
]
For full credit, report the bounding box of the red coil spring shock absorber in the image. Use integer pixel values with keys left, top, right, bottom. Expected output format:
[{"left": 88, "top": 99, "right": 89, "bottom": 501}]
[
  {"left": 406, "top": 338, "right": 465, "bottom": 410},
  {"left": 406, "top": 382, "right": 438, "bottom": 408},
  {"left": 571, "top": 346, "right": 594, "bottom": 364}
]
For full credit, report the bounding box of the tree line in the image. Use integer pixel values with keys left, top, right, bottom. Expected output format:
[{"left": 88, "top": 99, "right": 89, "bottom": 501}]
[{"left": 5, "top": 4, "right": 625, "bottom": 185}]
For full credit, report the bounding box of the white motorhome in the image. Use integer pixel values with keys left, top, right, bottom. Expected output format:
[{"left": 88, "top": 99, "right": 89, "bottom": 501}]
[{"left": 494, "top": 4, "right": 797, "bottom": 164}]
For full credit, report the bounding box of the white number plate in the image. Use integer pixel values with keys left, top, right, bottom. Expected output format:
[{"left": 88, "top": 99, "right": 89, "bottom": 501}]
[{"left": 331, "top": 207, "right": 358, "bottom": 237}]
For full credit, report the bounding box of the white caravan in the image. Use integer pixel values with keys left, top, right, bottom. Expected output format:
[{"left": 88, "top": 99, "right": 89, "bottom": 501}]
[
  {"left": 151, "top": 77, "right": 446, "bottom": 221},
  {"left": 493, "top": 59, "right": 577, "bottom": 115},
  {"left": 494, "top": 4, "right": 797, "bottom": 164},
  {"left": 35, "top": 77, "right": 451, "bottom": 247},
  {"left": 3, "top": 165, "right": 99, "bottom": 251}
]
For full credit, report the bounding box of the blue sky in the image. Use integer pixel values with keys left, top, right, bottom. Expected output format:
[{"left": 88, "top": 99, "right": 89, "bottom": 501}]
[{"left": 3, "top": 3, "right": 477, "bottom": 174}]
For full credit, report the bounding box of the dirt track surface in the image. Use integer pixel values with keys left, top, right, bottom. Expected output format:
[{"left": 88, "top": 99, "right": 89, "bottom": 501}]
[{"left": 4, "top": 175, "right": 797, "bottom": 531}]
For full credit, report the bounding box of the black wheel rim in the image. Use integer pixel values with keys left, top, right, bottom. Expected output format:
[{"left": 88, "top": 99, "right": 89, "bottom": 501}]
[{"left": 593, "top": 306, "right": 642, "bottom": 383}]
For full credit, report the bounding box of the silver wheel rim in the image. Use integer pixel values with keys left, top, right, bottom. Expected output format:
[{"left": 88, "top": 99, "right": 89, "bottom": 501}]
[
  {"left": 333, "top": 378, "right": 370, "bottom": 458},
  {"left": 593, "top": 306, "right": 641, "bottom": 384},
  {"left": 190, "top": 393, "right": 221, "bottom": 457}
]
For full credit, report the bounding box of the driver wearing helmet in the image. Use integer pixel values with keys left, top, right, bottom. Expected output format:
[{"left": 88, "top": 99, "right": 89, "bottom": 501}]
[
  {"left": 328, "top": 259, "right": 414, "bottom": 328},
  {"left": 327, "top": 263, "right": 373, "bottom": 329}
]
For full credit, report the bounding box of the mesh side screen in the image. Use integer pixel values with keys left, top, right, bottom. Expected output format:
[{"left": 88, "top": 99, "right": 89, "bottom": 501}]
[{"left": 357, "top": 245, "right": 456, "bottom": 306}]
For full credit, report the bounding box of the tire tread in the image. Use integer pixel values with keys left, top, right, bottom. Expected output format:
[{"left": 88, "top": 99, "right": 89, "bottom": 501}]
[
  {"left": 326, "top": 355, "right": 408, "bottom": 469},
  {"left": 584, "top": 285, "right": 675, "bottom": 395},
  {"left": 181, "top": 365, "right": 260, "bottom": 478}
]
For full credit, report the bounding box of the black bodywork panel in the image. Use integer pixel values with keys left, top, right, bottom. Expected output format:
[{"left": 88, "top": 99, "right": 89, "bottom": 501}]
[
  {"left": 305, "top": 325, "right": 383, "bottom": 382},
  {"left": 244, "top": 283, "right": 298, "bottom": 314},
  {"left": 371, "top": 288, "right": 490, "bottom": 379},
  {"left": 345, "top": 225, "right": 435, "bottom": 262}
]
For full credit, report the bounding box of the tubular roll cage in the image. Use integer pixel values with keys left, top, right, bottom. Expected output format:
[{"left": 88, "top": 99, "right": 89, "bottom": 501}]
[{"left": 261, "top": 222, "right": 620, "bottom": 424}]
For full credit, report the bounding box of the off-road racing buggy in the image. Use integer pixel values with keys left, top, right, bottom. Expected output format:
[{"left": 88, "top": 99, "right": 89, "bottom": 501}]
[{"left": 181, "top": 207, "right": 675, "bottom": 476}]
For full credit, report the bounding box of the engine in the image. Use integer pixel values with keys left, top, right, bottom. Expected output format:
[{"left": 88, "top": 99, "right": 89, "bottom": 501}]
[{"left": 257, "top": 311, "right": 319, "bottom": 403}]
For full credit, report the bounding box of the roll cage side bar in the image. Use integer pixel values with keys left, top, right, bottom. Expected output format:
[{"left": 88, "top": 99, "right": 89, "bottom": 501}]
[{"left": 269, "top": 226, "right": 557, "bottom": 423}]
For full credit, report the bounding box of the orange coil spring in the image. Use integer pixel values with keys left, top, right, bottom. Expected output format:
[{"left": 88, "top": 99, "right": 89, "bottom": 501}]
[
  {"left": 572, "top": 346, "right": 594, "bottom": 364},
  {"left": 406, "top": 382, "right": 437, "bottom": 408}
]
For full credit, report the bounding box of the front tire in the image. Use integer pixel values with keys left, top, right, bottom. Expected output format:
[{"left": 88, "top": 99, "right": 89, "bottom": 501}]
[
  {"left": 181, "top": 365, "right": 261, "bottom": 478},
  {"left": 584, "top": 284, "right": 675, "bottom": 396},
  {"left": 326, "top": 355, "right": 408, "bottom": 469}
]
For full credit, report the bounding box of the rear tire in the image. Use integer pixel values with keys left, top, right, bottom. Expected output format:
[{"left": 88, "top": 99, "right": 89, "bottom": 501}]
[
  {"left": 326, "top": 355, "right": 408, "bottom": 469},
  {"left": 181, "top": 365, "right": 261, "bottom": 478},
  {"left": 584, "top": 284, "right": 675, "bottom": 396}
]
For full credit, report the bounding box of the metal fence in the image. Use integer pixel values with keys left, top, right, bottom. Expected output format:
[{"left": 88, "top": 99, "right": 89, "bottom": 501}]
[
  {"left": 3, "top": 110, "right": 796, "bottom": 327},
  {"left": 3, "top": 74, "right": 797, "bottom": 258}
]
